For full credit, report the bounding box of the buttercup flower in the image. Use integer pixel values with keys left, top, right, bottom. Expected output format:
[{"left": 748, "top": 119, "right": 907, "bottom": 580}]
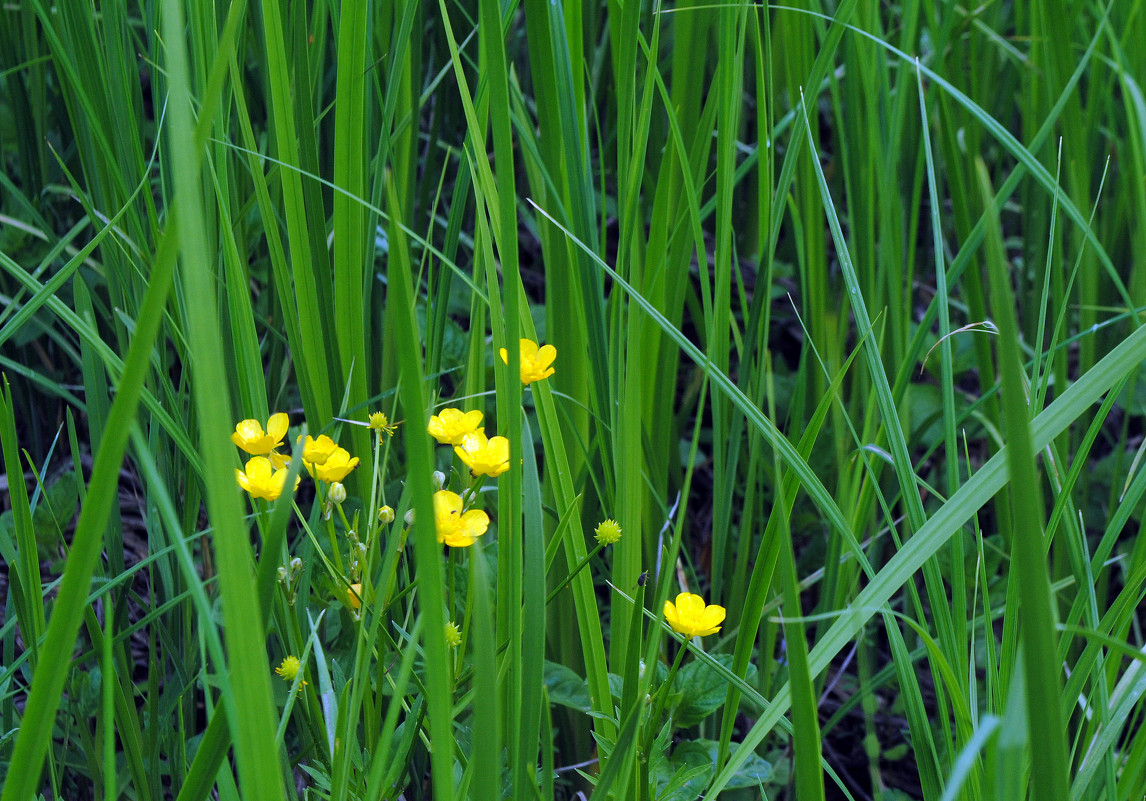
[
  {"left": 236, "top": 456, "right": 299, "bottom": 501},
  {"left": 427, "top": 408, "right": 484, "bottom": 445},
  {"left": 369, "top": 411, "right": 397, "bottom": 438},
  {"left": 595, "top": 519, "right": 623, "bottom": 545},
  {"left": 433, "top": 490, "right": 490, "bottom": 547},
  {"left": 663, "top": 592, "right": 726, "bottom": 638},
  {"left": 500, "top": 338, "right": 556, "bottom": 385},
  {"left": 445, "top": 622, "right": 462, "bottom": 648},
  {"left": 306, "top": 446, "right": 360, "bottom": 482},
  {"left": 232, "top": 413, "right": 289, "bottom": 455},
  {"left": 275, "top": 655, "right": 307, "bottom": 685},
  {"left": 454, "top": 431, "right": 511, "bottom": 477},
  {"left": 346, "top": 583, "right": 363, "bottom": 610},
  {"left": 299, "top": 434, "right": 338, "bottom": 465}
]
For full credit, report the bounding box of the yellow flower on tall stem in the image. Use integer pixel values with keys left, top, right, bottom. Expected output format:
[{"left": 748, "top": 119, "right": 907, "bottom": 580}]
[
  {"left": 427, "top": 408, "right": 484, "bottom": 445},
  {"left": 454, "top": 431, "right": 510, "bottom": 477},
  {"left": 499, "top": 338, "right": 556, "bottom": 384},
  {"left": 433, "top": 490, "right": 489, "bottom": 547},
  {"left": 647, "top": 592, "right": 726, "bottom": 746},
  {"left": 232, "top": 413, "right": 290, "bottom": 455},
  {"left": 236, "top": 456, "right": 298, "bottom": 501},
  {"left": 663, "top": 592, "right": 726, "bottom": 638}
]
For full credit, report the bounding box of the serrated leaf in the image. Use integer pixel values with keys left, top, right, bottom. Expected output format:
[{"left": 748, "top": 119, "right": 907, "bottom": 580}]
[
  {"left": 543, "top": 660, "right": 591, "bottom": 713},
  {"left": 678, "top": 740, "right": 775, "bottom": 790},
  {"left": 654, "top": 762, "right": 713, "bottom": 801},
  {"left": 672, "top": 654, "right": 756, "bottom": 727}
]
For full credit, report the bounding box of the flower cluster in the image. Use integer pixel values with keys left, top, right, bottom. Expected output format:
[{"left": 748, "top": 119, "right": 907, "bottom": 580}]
[
  {"left": 245, "top": 337, "right": 555, "bottom": 691},
  {"left": 232, "top": 414, "right": 299, "bottom": 501},
  {"left": 232, "top": 414, "right": 368, "bottom": 502},
  {"left": 428, "top": 407, "right": 511, "bottom": 479}
]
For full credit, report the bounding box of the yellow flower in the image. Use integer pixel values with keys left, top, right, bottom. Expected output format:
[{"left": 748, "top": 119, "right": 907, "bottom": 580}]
[
  {"left": 454, "top": 431, "right": 510, "bottom": 477},
  {"left": 275, "top": 655, "right": 307, "bottom": 685},
  {"left": 232, "top": 413, "right": 290, "bottom": 455},
  {"left": 445, "top": 622, "right": 462, "bottom": 648},
  {"left": 663, "top": 592, "right": 726, "bottom": 638},
  {"left": 427, "top": 407, "right": 484, "bottom": 445},
  {"left": 433, "top": 490, "right": 489, "bottom": 547},
  {"left": 299, "top": 434, "right": 338, "bottom": 465},
  {"left": 346, "top": 582, "right": 363, "bottom": 610},
  {"left": 236, "top": 456, "right": 299, "bottom": 501},
  {"left": 594, "top": 519, "right": 622, "bottom": 545},
  {"left": 499, "top": 338, "right": 556, "bottom": 385},
  {"left": 305, "top": 446, "right": 360, "bottom": 483},
  {"left": 369, "top": 411, "right": 397, "bottom": 438}
]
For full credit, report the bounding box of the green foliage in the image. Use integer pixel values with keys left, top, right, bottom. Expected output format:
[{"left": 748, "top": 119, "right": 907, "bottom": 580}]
[{"left": 3, "top": 2, "right": 1146, "bottom": 800}]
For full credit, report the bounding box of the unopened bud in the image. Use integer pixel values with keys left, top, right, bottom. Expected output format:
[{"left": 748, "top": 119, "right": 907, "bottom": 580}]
[
  {"left": 404, "top": 508, "right": 416, "bottom": 526},
  {"left": 378, "top": 505, "right": 395, "bottom": 524},
  {"left": 432, "top": 470, "right": 446, "bottom": 491},
  {"left": 594, "top": 519, "right": 623, "bottom": 546},
  {"left": 329, "top": 482, "right": 347, "bottom": 504}
]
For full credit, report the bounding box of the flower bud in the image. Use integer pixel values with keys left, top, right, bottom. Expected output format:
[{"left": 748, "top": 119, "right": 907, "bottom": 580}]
[
  {"left": 445, "top": 621, "right": 462, "bottom": 648},
  {"left": 594, "top": 519, "right": 623, "bottom": 545},
  {"left": 432, "top": 470, "right": 446, "bottom": 490},
  {"left": 378, "top": 505, "right": 395, "bottom": 524},
  {"left": 329, "top": 482, "right": 347, "bottom": 504},
  {"left": 404, "top": 508, "right": 416, "bottom": 526}
]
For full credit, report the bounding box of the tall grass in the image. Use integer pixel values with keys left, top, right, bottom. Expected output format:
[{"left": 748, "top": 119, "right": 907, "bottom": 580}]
[{"left": 2, "top": 2, "right": 1146, "bottom": 800}]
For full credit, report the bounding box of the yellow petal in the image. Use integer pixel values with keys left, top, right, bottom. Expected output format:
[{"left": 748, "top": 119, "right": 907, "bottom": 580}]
[
  {"left": 536, "top": 344, "right": 557, "bottom": 369},
  {"left": 267, "top": 412, "right": 289, "bottom": 442}
]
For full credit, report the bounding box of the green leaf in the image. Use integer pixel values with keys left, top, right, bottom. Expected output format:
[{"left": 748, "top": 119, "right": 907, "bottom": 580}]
[
  {"left": 543, "top": 660, "right": 591, "bottom": 713},
  {"left": 653, "top": 760, "right": 713, "bottom": 801},
  {"left": 676, "top": 740, "right": 775, "bottom": 791},
  {"left": 32, "top": 470, "right": 78, "bottom": 552},
  {"left": 673, "top": 654, "right": 756, "bottom": 728}
]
